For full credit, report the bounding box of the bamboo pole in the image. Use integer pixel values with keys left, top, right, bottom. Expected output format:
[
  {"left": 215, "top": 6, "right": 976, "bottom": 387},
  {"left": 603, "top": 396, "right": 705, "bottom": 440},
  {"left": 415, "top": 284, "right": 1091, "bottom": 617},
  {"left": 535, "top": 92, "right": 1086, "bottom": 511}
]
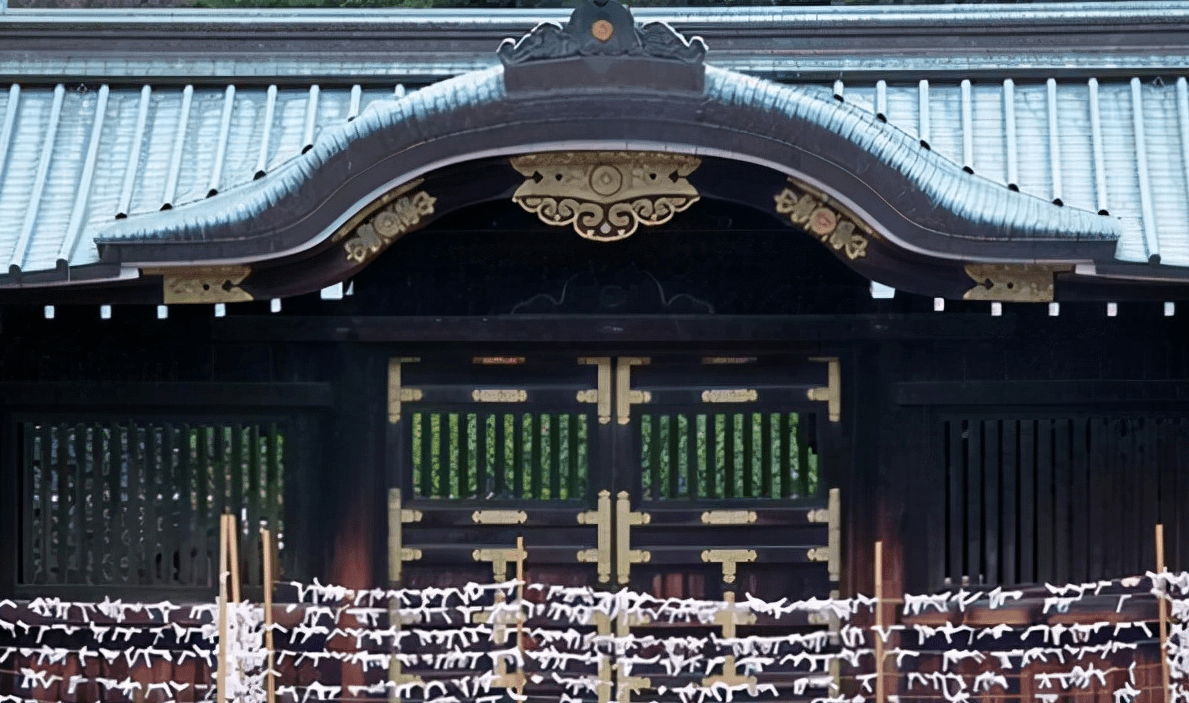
[
  {"left": 874, "top": 541, "right": 885, "bottom": 703},
  {"left": 1157, "top": 524, "right": 1171, "bottom": 703},
  {"left": 262, "top": 527, "right": 276, "bottom": 703},
  {"left": 228, "top": 514, "right": 241, "bottom": 604},
  {"left": 216, "top": 514, "right": 230, "bottom": 703},
  {"left": 515, "top": 535, "right": 526, "bottom": 698}
]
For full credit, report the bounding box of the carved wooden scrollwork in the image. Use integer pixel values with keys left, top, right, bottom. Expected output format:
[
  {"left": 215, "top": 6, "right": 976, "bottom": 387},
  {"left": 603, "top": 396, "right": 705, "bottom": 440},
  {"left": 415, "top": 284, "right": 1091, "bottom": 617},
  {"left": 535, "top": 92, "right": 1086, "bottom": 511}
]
[
  {"left": 343, "top": 190, "right": 437, "bottom": 264},
  {"left": 774, "top": 182, "right": 871, "bottom": 261},
  {"left": 510, "top": 151, "right": 701, "bottom": 241}
]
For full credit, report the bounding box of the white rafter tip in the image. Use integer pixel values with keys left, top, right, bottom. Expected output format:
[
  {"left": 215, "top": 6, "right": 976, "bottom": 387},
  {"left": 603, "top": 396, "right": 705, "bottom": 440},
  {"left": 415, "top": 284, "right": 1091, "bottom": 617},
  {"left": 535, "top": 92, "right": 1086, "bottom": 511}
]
[
  {"left": 933, "top": 297, "right": 945, "bottom": 312},
  {"left": 1048, "top": 302, "right": 1060, "bottom": 317},
  {"left": 1165, "top": 302, "right": 1176, "bottom": 317},
  {"left": 1107, "top": 302, "right": 1118, "bottom": 317},
  {"left": 157, "top": 305, "right": 169, "bottom": 320},
  {"left": 320, "top": 283, "right": 344, "bottom": 301},
  {"left": 100, "top": 305, "right": 112, "bottom": 320},
  {"left": 870, "top": 282, "right": 895, "bottom": 299},
  {"left": 214, "top": 303, "right": 226, "bottom": 318},
  {"left": 991, "top": 302, "right": 1003, "bottom": 317},
  {"left": 270, "top": 298, "right": 282, "bottom": 313},
  {"left": 43, "top": 305, "right": 54, "bottom": 320}
]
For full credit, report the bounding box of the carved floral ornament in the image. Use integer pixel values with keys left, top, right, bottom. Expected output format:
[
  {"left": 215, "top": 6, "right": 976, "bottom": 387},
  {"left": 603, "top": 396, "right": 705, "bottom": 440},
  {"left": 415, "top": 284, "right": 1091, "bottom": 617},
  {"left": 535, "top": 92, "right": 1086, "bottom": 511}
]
[
  {"left": 773, "top": 183, "right": 871, "bottom": 260},
  {"left": 510, "top": 151, "right": 701, "bottom": 241},
  {"left": 343, "top": 188, "right": 437, "bottom": 264}
]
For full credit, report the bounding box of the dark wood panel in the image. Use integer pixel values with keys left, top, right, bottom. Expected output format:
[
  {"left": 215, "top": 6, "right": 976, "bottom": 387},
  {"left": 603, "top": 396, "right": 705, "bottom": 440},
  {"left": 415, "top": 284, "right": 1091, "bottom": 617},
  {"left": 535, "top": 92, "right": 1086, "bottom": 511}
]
[
  {"left": 0, "top": 382, "right": 334, "bottom": 408},
  {"left": 898, "top": 380, "right": 1189, "bottom": 407}
]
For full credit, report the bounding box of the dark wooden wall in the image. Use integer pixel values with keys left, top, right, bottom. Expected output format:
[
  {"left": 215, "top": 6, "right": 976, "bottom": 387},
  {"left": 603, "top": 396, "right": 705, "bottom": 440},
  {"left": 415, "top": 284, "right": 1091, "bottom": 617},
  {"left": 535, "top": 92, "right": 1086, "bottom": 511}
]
[{"left": 0, "top": 198, "right": 1185, "bottom": 603}]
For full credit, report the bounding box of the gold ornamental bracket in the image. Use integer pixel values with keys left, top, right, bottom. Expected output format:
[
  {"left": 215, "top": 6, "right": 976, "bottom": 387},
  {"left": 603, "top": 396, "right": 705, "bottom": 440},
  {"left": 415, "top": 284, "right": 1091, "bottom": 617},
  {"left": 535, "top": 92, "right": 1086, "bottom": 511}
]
[
  {"left": 387, "top": 488, "right": 423, "bottom": 585},
  {"left": 615, "top": 491, "right": 650, "bottom": 585},
  {"left": 510, "top": 152, "right": 701, "bottom": 241},
  {"left": 774, "top": 181, "right": 872, "bottom": 261},
  {"left": 343, "top": 187, "right": 436, "bottom": 265},
  {"left": 577, "top": 490, "right": 613, "bottom": 583},
  {"left": 578, "top": 357, "right": 613, "bottom": 425},
  {"left": 152, "top": 265, "right": 253, "bottom": 304},
  {"left": 615, "top": 357, "right": 651, "bottom": 425},
  {"left": 387, "top": 358, "right": 422, "bottom": 424},
  {"left": 701, "top": 548, "right": 757, "bottom": 584},
  {"left": 807, "top": 356, "right": 841, "bottom": 423},
  {"left": 963, "top": 263, "right": 1070, "bottom": 302}
]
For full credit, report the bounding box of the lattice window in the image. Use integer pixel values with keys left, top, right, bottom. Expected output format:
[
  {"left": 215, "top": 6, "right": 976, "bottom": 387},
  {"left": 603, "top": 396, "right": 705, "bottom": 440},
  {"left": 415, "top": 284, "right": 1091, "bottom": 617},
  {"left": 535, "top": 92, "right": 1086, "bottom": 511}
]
[
  {"left": 944, "top": 415, "right": 1189, "bottom": 587},
  {"left": 20, "top": 420, "right": 285, "bottom": 588},
  {"left": 411, "top": 411, "right": 591, "bottom": 500},
  {"left": 639, "top": 412, "right": 819, "bottom": 500}
]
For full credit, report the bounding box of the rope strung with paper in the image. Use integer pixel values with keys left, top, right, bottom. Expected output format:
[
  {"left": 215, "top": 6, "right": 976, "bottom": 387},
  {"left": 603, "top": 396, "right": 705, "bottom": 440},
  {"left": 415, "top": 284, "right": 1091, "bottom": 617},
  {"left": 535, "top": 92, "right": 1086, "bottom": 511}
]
[{"left": 4, "top": 573, "right": 1189, "bottom": 703}]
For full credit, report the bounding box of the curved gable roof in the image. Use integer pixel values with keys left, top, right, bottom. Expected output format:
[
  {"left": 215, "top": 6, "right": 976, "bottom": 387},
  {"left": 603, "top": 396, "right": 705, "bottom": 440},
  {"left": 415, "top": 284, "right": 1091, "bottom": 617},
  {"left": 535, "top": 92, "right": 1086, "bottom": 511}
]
[{"left": 0, "top": 0, "right": 1184, "bottom": 300}]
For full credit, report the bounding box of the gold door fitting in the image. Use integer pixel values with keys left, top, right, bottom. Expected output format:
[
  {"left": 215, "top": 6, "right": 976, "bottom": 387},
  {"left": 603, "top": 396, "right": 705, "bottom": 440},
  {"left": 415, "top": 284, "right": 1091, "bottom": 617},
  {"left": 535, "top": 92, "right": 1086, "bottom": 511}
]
[
  {"left": 701, "top": 389, "right": 758, "bottom": 403},
  {"left": 827, "top": 487, "right": 841, "bottom": 584},
  {"left": 807, "top": 356, "right": 841, "bottom": 422},
  {"left": 703, "top": 591, "right": 758, "bottom": 692},
  {"left": 471, "top": 389, "right": 528, "bottom": 402},
  {"left": 701, "top": 510, "right": 757, "bottom": 525},
  {"left": 616, "top": 491, "right": 650, "bottom": 585},
  {"left": 578, "top": 357, "right": 613, "bottom": 425},
  {"left": 577, "top": 490, "right": 613, "bottom": 583},
  {"left": 701, "top": 548, "right": 757, "bottom": 584},
  {"left": 388, "top": 489, "right": 423, "bottom": 585},
  {"left": 472, "top": 546, "right": 527, "bottom": 582},
  {"left": 472, "top": 509, "right": 528, "bottom": 525},
  {"left": 615, "top": 357, "right": 651, "bottom": 425},
  {"left": 387, "top": 358, "right": 423, "bottom": 423}
]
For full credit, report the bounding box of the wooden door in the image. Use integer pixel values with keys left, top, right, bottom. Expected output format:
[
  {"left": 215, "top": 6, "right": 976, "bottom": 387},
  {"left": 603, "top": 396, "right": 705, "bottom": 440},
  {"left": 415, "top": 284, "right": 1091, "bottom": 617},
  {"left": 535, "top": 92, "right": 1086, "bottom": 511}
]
[
  {"left": 613, "top": 355, "right": 842, "bottom": 600},
  {"left": 387, "top": 355, "right": 613, "bottom": 589}
]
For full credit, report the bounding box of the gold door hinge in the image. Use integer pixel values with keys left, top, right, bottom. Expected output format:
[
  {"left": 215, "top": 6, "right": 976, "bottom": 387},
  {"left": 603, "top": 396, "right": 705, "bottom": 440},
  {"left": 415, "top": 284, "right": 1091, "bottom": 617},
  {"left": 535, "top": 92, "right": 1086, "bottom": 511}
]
[
  {"left": 387, "top": 488, "right": 423, "bottom": 585},
  {"left": 472, "top": 509, "right": 528, "bottom": 525},
  {"left": 807, "top": 356, "right": 841, "bottom": 422},
  {"left": 701, "top": 510, "right": 757, "bottom": 525},
  {"left": 701, "top": 548, "right": 757, "bottom": 584},
  {"left": 701, "top": 389, "right": 759, "bottom": 403},
  {"left": 577, "top": 490, "right": 613, "bottom": 583},
  {"left": 387, "top": 358, "right": 422, "bottom": 424},
  {"left": 616, "top": 491, "right": 650, "bottom": 585},
  {"left": 472, "top": 545, "right": 527, "bottom": 582},
  {"left": 615, "top": 357, "right": 651, "bottom": 425},
  {"left": 807, "top": 547, "right": 830, "bottom": 562},
  {"left": 578, "top": 357, "right": 613, "bottom": 425},
  {"left": 471, "top": 389, "right": 528, "bottom": 402},
  {"left": 807, "top": 508, "right": 830, "bottom": 523}
]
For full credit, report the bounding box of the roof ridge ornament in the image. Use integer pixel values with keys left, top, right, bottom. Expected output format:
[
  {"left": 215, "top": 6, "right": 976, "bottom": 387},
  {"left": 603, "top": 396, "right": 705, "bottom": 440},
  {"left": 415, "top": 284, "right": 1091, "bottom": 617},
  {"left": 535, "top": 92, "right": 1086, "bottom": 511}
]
[{"left": 497, "top": 0, "right": 706, "bottom": 67}]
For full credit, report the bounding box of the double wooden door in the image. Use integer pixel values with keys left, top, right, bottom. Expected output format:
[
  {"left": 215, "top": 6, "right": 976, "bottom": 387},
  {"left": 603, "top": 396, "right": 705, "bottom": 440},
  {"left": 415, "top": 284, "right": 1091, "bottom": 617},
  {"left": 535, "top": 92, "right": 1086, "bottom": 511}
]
[{"left": 387, "top": 353, "right": 841, "bottom": 600}]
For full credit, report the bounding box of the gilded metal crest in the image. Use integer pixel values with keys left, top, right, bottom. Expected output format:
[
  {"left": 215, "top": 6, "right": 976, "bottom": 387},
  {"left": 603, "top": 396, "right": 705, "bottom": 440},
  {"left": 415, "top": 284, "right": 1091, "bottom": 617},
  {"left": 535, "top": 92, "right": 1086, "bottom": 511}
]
[
  {"left": 510, "top": 151, "right": 701, "bottom": 241},
  {"left": 344, "top": 190, "right": 436, "bottom": 264},
  {"left": 774, "top": 182, "right": 871, "bottom": 260}
]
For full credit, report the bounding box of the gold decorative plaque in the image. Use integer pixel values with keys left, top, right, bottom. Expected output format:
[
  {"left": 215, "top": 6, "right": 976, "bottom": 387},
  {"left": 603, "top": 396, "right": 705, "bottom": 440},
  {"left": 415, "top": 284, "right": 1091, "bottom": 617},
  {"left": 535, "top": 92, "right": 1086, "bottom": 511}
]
[
  {"left": 774, "top": 182, "right": 870, "bottom": 260},
  {"left": 154, "top": 265, "right": 253, "bottom": 304},
  {"left": 344, "top": 190, "right": 436, "bottom": 264},
  {"left": 510, "top": 152, "right": 701, "bottom": 241}
]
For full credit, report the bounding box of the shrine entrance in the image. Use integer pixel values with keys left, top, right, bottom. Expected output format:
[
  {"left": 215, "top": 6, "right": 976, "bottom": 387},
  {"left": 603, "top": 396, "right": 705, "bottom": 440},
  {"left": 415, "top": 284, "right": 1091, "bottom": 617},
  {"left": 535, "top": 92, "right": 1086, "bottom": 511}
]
[{"left": 386, "top": 352, "right": 843, "bottom": 601}]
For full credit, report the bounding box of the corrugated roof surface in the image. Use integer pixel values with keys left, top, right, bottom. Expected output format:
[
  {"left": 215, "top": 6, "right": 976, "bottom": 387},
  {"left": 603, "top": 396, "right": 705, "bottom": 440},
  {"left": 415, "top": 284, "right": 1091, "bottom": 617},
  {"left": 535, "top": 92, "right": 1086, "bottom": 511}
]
[
  {"left": 831, "top": 76, "right": 1186, "bottom": 265},
  {"left": 0, "top": 67, "right": 1184, "bottom": 278},
  {"left": 0, "top": 82, "right": 405, "bottom": 274}
]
